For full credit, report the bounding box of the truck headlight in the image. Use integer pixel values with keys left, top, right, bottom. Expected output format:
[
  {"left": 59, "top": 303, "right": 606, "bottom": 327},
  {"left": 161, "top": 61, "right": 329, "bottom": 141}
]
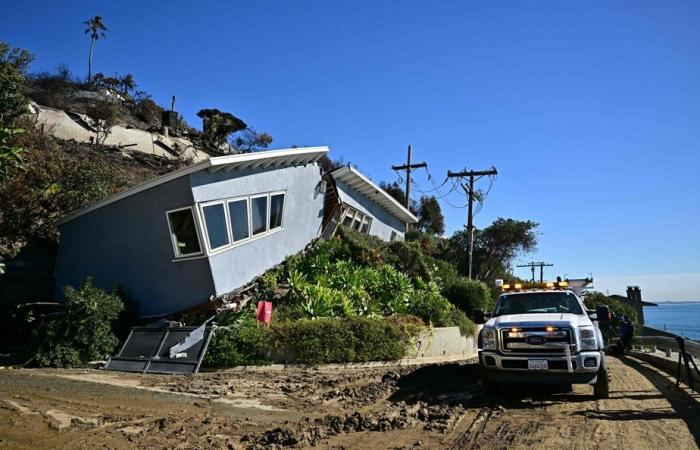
[
  {"left": 579, "top": 327, "right": 597, "bottom": 350},
  {"left": 482, "top": 327, "right": 497, "bottom": 350}
]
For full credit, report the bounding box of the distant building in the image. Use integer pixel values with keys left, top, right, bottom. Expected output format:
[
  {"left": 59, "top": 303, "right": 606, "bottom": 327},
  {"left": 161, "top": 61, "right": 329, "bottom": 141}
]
[{"left": 609, "top": 286, "right": 657, "bottom": 324}]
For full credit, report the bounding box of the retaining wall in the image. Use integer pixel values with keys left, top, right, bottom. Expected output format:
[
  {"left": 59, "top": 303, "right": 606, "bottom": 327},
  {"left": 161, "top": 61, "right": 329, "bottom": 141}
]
[{"left": 268, "top": 325, "right": 481, "bottom": 364}]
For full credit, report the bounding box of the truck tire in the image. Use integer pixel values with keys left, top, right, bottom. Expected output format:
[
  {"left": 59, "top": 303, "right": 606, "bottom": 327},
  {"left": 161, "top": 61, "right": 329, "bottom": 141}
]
[
  {"left": 481, "top": 368, "right": 498, "bottom": 396},
  {"left": 593, "top": 367, "right": 610, "bottom": 399}
]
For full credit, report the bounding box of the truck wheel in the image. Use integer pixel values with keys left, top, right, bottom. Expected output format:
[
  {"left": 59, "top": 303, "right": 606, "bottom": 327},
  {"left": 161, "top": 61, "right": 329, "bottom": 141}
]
[
  {"left": 481, "top": 368, "right": 498, "bottom": 396},
  {"left": 593, "top": 367, "right": 610, "bottom": 399}
]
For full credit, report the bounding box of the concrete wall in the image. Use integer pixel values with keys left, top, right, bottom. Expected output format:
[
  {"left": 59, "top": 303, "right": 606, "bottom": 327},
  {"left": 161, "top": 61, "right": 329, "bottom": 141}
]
[
  {"left": 268, "top": 326, "right": 480, "bottom": 363},
  {"left": 54, "top": 176, "right": 216, "bottom": 317},
  {"left": 30, "top": 102, "right": 208, "bottom": 162},
  {"left": 405, "top": 326, "right": 481, "bottom": 358},
  {"left": 189, "top": 163, "right": 326, "bottom": 296},
  {"left": 334, "top": 179, "right": 406, "bottom": 241}
]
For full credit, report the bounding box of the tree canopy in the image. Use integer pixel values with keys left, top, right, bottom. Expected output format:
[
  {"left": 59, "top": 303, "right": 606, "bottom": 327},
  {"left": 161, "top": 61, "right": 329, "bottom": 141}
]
[
  {"left": 196, "top": 108, "right": 247, "bottom": 150},
  {"left": 441, "top": 218, "right": 538, "bottom": 285},
  {"left": 416, "top": 195, "right": 445, "bottom": 235},
  {"left": 0, "top": 42, "right": 33, "bottom": 126}
]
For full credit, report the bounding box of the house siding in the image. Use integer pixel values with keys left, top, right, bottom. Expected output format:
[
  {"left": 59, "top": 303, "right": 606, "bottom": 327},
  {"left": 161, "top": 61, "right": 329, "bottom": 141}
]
[
  {"left": 189, "top": 163, "right": 325, "bottom": 296},
  {"left": 334, "top": 179, "right": 405, "bottom": 240},
  {"left": 53, "top": 176, "right": 215, "bottom": 317}
]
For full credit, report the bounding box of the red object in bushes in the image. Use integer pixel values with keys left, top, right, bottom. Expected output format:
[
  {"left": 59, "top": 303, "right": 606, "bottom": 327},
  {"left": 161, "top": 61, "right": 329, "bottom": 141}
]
[{"left": 257, "top": 301, "right": 272, "bottom": 324}]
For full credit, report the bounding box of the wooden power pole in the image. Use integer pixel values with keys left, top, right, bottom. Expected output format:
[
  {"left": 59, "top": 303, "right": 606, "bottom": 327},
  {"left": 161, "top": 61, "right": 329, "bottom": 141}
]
[
  {"left": 517, "top": 261, "right": 554, "bottom": 283},
  {"left": 447, "top": 167, "right": 498, "bottom": 279},
  {"left": 391, "top": 145, "right": 427, "bottom": 209}
]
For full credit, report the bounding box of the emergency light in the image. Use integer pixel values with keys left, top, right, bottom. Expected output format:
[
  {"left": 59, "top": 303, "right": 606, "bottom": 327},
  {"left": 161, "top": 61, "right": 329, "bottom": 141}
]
[{"left": 501, "top": 281, "right": 569, "bottom": 291}]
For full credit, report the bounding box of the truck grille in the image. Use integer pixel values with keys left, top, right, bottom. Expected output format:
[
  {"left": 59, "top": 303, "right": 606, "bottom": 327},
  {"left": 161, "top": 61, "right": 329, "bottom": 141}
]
[{"left": 500, "top": 327, "right": 573, "bottom": 353}]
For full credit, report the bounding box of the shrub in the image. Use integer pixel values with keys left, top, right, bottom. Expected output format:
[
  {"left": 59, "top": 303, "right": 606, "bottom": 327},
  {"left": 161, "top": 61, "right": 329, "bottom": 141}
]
[
  {"left": 132, "top": 98, "right": 162, "bottom": 126},
  {"left": 442, "top": 277, "right": 492, "bottom": 315},
  {"left": 385, "top": 240, "right": 431, "bottom": 281},
  {"left": 425, "top": 256, "right": 460, "bottom": 287},
  {"left": 269, "top": 316, "right": 414, "bottom": 364},
  {"left": 203, "top": 324, "right": 270, "bottom": 368},
  {"left": 31, "top": 277, "right": 124, "bottom": 368},
  {"left": 407, "top": 284, "right": 475, "bottom": 336},
  {"left": 583, "top": 291, "right": 640, "bottom": 342}
]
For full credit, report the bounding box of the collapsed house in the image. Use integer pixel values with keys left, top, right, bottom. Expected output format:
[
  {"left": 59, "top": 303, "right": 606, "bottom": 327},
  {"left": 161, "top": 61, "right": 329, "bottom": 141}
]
[{"left": 54, "top": 147, "right": 418, "bottom": 318}]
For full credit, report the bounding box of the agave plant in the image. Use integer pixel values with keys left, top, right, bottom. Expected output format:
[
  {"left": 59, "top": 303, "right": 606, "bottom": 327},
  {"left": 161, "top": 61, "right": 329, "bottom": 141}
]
[
  {"left": 300, "top": 285, "right": 334, "bottom": 319},
  {"left": 287, "top": 269, "right": 308, "bottom": 299}
]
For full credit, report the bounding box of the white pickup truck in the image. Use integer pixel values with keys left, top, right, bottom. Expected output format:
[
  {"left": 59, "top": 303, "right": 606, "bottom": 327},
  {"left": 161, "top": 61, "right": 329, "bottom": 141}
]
[{"left": 475, "top": 282, "right": 611, "bottom": 398}]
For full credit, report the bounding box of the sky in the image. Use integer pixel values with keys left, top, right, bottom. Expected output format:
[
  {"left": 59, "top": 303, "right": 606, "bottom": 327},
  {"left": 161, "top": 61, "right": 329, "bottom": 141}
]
[{"left": 2, "top": 1, "right": 699, "bottom": 301}]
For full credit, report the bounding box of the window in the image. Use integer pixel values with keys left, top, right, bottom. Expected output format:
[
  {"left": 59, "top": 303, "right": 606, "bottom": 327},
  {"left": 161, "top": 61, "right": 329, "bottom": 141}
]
[
  {"left": 270, "top": 193, "right": 285, "bottom": 230},
  {"left": 251, "top": 195, "right": 268, "bottom": 236},
  {"left": 201, "top": 202, "right": 230, "bottom": 251},
  {"left": 170, "top": 191, "right": 286, "bottom": 260},
  {"left": 494, "top": 292, "right": 584, "bottom": 316},
  {"left": 228, "top": 199, "right": 249, "bottom": 242},
  {"left": 342, "top": 209, "right": 355, "bottom": 227},
  {"left": 167, "top": 207, "right": 202, "bottom": 257},
  {"left": 360, "top": 216, "right": 371, "bottom": 233},
  {"left": 341, "top": 206, "right": 372, "bottom": 234}
]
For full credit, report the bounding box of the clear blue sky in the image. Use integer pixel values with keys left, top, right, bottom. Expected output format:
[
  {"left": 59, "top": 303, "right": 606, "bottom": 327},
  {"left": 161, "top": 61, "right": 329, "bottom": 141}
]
[{"left": 3, "top": 1, "right": 699, "bottom": 300}]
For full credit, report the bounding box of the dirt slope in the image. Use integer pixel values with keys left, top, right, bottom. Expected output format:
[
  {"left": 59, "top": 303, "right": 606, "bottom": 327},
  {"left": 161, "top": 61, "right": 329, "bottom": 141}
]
[{"left": 0, "top": 356, "right": 697, "bottom": 449}]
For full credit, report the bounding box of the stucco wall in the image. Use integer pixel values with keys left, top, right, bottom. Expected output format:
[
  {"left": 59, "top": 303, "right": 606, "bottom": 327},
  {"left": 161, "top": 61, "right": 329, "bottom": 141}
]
[
  {"left": 189, "top": 163, "right": 325, "bottom": 296},
  {"left": 53, "top": 176, "right": 216, "bottom": 317},
  {"left": 334, "top": 180, "right": 405, "bottom": 241}
]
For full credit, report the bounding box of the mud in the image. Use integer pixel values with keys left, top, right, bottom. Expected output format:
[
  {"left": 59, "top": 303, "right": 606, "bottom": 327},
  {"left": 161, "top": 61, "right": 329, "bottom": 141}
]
[{"left": 0, "top": 356, "right": 697, "bottom": 449}]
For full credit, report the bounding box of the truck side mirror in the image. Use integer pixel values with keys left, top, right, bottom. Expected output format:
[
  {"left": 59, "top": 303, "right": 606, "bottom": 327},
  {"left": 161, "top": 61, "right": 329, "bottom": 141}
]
[
  {"left": 595, "top": 305, "right": 611, "bottom": 322},
  {"left": 474, "top": 309, "right": 487, "bottom": 325}
]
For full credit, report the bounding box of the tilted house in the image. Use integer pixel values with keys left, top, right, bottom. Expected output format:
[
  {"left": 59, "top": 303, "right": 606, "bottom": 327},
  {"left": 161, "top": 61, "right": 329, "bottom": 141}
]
[
  {"left": 54, "top": 148, "right": 418, "bottom": 318},
  {"left": 54, "top": 147, "right": 329, "bottom": 317},
  {"left": 322, "top": 165, "right": 418, "bottom": 241}
]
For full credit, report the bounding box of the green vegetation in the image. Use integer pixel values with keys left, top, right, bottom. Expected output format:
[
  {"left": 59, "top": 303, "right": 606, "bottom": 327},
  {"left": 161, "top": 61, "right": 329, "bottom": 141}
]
[
  {"left": 29, "top": 278, "right": 124, "bottom": 368},
  {"left": 583, "top": 291, "right": 640, "bottom": 342},
  {"left": 0, "top": 42, "right": 33, "bottom": 125},
  {"left": 269, "top": 316, "right": 419, "bottom": 365},
  {"left": 204, "top": 228, "right": 488, "bottom": 367}
]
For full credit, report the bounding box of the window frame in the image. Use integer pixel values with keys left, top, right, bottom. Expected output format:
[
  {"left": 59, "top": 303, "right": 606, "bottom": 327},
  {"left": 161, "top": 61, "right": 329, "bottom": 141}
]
[
  {"left": 169, "top": 190, "right": 288, "bottom": 261},
  {"left": 166, "top": 206, "right": 205, "bottom": 259},
  {"left": 226, "top": 196, "right": 251, "bottom": 245},
  {"left": 198, "top": 199, "right": 233, "bottom": 254},
  {"left": 250, "top": 193, "right": 270, "bottom": 237},
  {"left": 341, "top": 206, "right": 373, "bottom": 235},
  {"left": 268, "top": 191, "right": 286, "bottom": 231}
]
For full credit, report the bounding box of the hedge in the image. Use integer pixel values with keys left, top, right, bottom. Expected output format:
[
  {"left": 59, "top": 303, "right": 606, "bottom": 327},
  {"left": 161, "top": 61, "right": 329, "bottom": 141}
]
[{"left": 204, "top": 316, "right": 422, "bottom": 367}]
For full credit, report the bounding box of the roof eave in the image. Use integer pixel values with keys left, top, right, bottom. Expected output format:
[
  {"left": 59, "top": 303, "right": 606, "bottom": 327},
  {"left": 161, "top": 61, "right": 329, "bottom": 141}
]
[{"left": 58, "top": 146, "right": 328, "bottom": 225}]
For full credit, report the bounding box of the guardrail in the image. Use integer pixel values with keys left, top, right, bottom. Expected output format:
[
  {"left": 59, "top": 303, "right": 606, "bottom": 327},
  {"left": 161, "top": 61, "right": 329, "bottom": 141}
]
[
  {"left": 631, "top": 335, "right": 700, "bottom": 358},
  {"left": 631, "top": 335, "right": 700, "bottom": 392}
]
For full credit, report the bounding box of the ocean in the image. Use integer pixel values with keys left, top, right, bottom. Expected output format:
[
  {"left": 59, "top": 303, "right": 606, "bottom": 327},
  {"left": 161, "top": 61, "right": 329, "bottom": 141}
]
[{"left": 644, "top": 302, "right": 700, "bottom": 340}]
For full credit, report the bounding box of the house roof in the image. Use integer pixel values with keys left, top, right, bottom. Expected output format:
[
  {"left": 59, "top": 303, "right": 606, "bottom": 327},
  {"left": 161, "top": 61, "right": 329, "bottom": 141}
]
[
  {"left": 59, "top": 146, "right": 329, "bottom": 225},
  {"left": 329, "top": 165, "right": 419, "bottom": 224}
]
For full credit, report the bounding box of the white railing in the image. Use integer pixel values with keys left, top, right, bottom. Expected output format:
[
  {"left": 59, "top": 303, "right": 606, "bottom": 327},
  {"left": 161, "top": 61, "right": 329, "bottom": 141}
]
[{"left": 631, "top": 335, "right": 700, "bottom": 359}]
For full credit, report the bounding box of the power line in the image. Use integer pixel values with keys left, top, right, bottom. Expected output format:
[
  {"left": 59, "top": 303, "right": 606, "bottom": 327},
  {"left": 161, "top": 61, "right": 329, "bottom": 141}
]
[
  {"left": 517, "top": 261, "right": 555, "bottom": 283},
  {"left": 446, "top": 167, "right": 498, "bottom": 279},
  {"left": 390, "top": 145, "right": 427, "bottom": 210}
]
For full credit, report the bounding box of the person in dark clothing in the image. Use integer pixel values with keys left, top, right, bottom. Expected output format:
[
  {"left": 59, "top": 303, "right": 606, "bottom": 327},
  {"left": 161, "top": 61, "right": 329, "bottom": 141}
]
[{"left": 619, "top": 315, "right": 634, "bottom": 351}]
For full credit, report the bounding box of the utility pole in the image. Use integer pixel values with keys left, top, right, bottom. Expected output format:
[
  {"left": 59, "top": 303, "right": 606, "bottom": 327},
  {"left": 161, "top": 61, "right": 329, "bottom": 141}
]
[
  {"left": 391, "top": 145, "right": 427, "bottom": 209},
  {"left": 517, "top": 261, "right": 554, "bottom": 283},
  {"left": 447, "top": 167, "right": 498, "bottom": 279}
]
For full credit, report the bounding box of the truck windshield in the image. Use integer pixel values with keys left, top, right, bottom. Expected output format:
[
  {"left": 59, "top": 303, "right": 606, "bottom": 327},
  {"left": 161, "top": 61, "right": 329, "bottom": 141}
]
[{"left": 493, "top": 292, "right": 583, "bottom": 316}]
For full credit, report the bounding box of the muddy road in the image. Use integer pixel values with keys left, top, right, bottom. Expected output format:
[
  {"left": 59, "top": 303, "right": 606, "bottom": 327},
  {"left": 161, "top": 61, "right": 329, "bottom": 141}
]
[{"left": 0, "top": 356, "right": 698, "bottom": 449}]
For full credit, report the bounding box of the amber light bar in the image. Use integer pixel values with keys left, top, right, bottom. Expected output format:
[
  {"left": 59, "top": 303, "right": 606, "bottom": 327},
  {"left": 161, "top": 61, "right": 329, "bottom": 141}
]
[{"left": 501, "top": 281, "right": 569, "bottom": 291}]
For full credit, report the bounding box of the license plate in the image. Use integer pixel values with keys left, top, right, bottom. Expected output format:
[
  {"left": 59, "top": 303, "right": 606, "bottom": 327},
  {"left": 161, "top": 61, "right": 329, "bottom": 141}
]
[{"left": 528, "top": 360, "right": 549, "bottom": 371}]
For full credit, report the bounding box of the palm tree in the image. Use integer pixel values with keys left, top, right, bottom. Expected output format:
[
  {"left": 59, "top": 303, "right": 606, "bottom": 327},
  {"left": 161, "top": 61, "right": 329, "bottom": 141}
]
[{"left": 84, "top": 16, "right": 108, "bottom": 83}]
